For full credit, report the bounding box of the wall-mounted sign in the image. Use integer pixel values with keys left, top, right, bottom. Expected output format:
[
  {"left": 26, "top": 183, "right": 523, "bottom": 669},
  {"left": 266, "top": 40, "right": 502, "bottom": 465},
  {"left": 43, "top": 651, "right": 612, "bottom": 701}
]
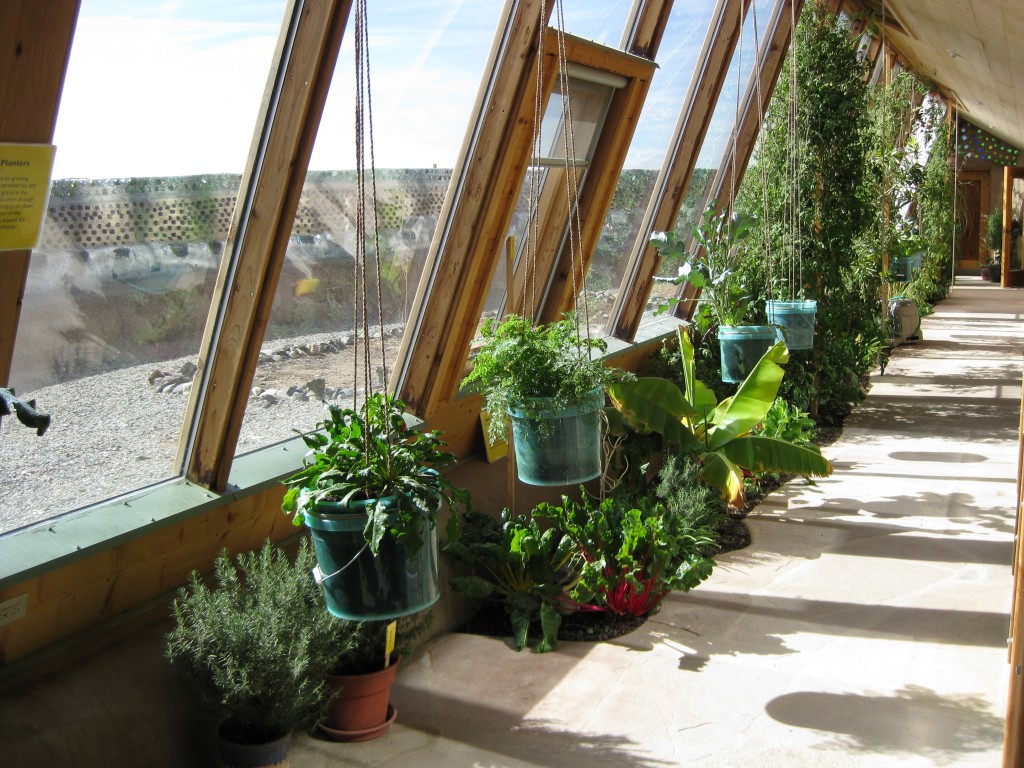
[{"left": 0, "top": 143, "right": 56, "bottom": 252}]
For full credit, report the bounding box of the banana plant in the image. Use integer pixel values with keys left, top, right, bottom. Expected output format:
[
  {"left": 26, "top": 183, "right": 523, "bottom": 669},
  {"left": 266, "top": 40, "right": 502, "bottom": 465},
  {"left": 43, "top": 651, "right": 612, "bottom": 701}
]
[{"left": 607, "top": 328, "right": 832, "bottom": 507}]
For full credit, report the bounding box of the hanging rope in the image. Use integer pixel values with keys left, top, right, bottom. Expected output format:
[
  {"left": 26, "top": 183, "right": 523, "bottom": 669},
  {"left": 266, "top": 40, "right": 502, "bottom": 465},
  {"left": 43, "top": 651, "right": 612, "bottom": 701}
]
[
  {"left": 522, "top": 0, "right": 591, "bottom": 351},
  {"left": 787, "top": 0, "right": 803, "bottom": 301},
  {"left": 752, "top": 0, "right": 775, "bottom": 299},
  {"left": 352, "top": 0, "right": 389, "bottom": 404},
  {"left": 551, "top": 0, "right": 592, "bottom": 347}
]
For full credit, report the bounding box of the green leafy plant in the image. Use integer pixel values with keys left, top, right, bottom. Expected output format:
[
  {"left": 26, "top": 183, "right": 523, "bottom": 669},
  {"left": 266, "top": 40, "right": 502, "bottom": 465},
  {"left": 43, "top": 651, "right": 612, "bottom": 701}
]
[
  {"left": 329, "top": 610, "right": 434, "bottom": 675},
  {"left": 650, "top": 201, "right": 756, "bottom": 327},
  {"left": 987, "top": 209, "right": 1004, "bottom": 256},
  {"left": 444, "top": 508, "right": 580, "bottom": 652},
  {"left": 463, "top": 312, "right": 628, "bottom": 445},
  {"left": 0, "top": 388, "right": 50, "bottom": 436},
  {"left": 166, "top": 539, "right": 353, "bottom": 745},
  {"left": 281, "top": 392, "right": 468, "bottom": 557},
  {"left": 607, "top": 327, "right": 832, "bottom": 508},
  {"left": 533, "top": 493, "right": 716, "bottom": 617}
]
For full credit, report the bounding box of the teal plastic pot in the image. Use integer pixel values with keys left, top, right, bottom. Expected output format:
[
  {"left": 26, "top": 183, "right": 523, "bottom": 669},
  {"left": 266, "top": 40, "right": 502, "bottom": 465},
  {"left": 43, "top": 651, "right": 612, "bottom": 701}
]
[
  {"left": 766, "top": 299, "right": 817, "bottom": 350},
  {"left": 303, "top": 498, "right": 440, "bottom": 621},
  {"left": 509, "top": 386, "right": 604, "bottom": 486},
  {"left": 718, "top": 325, "right": 774, "bottom": 384},
  {"left": 891, "top": 253, "right": 923, "bottom": 283}
]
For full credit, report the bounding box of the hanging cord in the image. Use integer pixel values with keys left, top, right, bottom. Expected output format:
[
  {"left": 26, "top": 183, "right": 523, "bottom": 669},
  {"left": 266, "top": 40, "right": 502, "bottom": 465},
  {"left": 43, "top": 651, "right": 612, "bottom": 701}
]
[
  {"left": 951, "top": 105, "right": 958, "bottom": 287},
  {"left": 525, "top": 0, "right": 547, "bottom": 319},
  {"left": 752, "top": 0, "right": 775, "bottom": 298},
  {"left": 353, "top": 0, "right": 392, "bottom": 473},
  {"left": 727, "top": 0, "right": 743, "bottom": 222},
  {"left": 552, "top": 0, "right": 592, "bottom": 347},
  {"left": 787, "top": 0, "right": 803, "bottom": 301}
]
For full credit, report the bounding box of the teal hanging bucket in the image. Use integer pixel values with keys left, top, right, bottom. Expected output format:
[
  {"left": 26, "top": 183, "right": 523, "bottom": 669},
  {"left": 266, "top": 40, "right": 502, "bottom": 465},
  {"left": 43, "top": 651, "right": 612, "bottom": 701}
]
[
  {"left": 509, "top": 386, "right": 604, "bottom": 486},
  {"left": 303, "top": 499, "right": 440, "bottom": 621},
  {"left": 718, "top": 325, "right": 775, "bottom": 384},
  {"left": 891, "top": 252, "right": 923, "bottom": 283},
  {"left": 766, "top": 299, "right": 817, "bottom": 350}
]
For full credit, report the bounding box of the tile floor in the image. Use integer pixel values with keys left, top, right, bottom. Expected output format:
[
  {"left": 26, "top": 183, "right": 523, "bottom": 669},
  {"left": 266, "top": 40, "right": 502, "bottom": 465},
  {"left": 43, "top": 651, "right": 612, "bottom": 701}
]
[{"left": 292, "top": 278, "right": 1023, "bottom": 767}]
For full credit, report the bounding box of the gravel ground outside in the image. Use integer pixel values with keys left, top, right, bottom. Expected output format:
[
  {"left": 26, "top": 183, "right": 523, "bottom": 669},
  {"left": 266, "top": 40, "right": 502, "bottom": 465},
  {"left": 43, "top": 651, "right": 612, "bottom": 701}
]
[{"left": 0, "top": 330, "right": 403, "bottom": 534}]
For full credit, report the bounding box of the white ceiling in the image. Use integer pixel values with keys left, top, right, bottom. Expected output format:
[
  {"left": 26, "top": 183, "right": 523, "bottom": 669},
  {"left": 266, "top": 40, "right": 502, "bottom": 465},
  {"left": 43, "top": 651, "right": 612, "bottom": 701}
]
[{"left": 867, "top": 0, "right": 1023, "bottom": 149}]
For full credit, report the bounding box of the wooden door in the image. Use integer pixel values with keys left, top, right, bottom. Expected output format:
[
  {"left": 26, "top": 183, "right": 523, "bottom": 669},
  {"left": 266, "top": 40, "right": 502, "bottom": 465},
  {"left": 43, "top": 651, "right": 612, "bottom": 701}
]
[{"left": 958, "top": 178, "right": 982, "bottom": 272}]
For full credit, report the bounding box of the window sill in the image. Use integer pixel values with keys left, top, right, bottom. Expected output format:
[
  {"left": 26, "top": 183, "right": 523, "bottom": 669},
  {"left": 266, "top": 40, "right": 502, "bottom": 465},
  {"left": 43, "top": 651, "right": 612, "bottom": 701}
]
[{"left": 0, "top": 438, "right": 309, "bottom": 590}]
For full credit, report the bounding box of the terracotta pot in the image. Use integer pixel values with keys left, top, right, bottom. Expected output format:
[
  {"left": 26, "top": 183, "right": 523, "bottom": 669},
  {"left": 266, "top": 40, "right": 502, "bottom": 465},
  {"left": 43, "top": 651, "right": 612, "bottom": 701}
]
[{"left": 318, "top": 658, "right": 399, "bottom": 742}]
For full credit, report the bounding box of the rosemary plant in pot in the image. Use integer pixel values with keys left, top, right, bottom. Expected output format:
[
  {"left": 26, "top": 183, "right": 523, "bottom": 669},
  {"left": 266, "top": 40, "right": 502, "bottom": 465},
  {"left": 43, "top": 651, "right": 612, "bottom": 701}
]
[
  {"left": 281, "top": 392, "right": 469, "bottom": 621},
  {"left": 166, "top": 540, "right": 354, "bottom": 767},
  {"left": 652, "top": 202, "right": 771, "bottom": 383},
  {"left": 464, "top": 312, "right": 628, "bottom": 486}
]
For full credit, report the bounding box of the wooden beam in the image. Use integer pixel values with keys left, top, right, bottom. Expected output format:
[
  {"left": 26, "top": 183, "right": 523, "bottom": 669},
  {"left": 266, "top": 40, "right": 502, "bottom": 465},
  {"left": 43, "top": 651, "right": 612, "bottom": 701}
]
[
  {"left": 393, "top": 0, "right": 556, "bottom": 420},
  {"left": 1006, "top": 366, "right": 1024, "bottom": 767},
  {"left": 608, "top": 0, "right": 752, "bottom": 340},
  {"left": 0, "top": 0, "right": 80, "bottom": 387},
  {"left": 182, "top": 0, "right": 353, "bottom": 490}
]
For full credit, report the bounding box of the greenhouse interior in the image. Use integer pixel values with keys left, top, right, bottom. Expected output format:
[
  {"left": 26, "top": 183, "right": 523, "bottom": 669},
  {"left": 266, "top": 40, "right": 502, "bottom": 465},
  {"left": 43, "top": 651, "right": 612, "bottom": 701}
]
[{"left": 2, "top": 0, "right": 1024, "bottom": 765}]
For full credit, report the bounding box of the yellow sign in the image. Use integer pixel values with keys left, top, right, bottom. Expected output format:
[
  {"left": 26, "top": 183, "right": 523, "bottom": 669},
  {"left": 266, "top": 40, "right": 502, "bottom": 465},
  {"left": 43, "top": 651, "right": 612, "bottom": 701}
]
[
  {"left": 384, "top": 620, "right": 397, "bottom": 667},
  {"left": 480, "top": 409, "right": 508, "bottom": 462},
  {"left": 0, "top": 143, "right": 56, "bottom": 252}
]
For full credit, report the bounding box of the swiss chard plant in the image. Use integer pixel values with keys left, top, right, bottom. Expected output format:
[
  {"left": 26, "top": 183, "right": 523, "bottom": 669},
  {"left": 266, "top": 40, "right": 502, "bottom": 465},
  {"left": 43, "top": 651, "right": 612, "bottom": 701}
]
[
  {"left": 444, "top": 508, "right": 579, "bottom": 652},
  {"left": 533, "top": 494, "right": 716, "bottom": 617},
  {"left": 607, "top": 327, "right": 832, "bottom": 508}
]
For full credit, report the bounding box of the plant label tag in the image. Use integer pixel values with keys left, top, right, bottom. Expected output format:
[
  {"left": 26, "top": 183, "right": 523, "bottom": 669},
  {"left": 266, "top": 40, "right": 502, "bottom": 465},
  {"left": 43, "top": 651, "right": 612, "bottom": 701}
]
[{"left": 384, "top": 620, "right": 397, "bottom": 667}]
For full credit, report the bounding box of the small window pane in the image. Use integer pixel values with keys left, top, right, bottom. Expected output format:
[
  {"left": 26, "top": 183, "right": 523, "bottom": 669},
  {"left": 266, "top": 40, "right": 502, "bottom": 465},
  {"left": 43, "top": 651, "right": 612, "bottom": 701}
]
[{"left": 234, "top": 1, "right": 503, "bottom": 455}]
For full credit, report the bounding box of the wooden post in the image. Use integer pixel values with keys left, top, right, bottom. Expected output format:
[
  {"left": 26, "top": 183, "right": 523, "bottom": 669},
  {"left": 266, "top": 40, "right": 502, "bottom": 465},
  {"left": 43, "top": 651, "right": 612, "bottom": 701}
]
[{"left": 0, "top": 1, "right": 80, "bottom": 387}]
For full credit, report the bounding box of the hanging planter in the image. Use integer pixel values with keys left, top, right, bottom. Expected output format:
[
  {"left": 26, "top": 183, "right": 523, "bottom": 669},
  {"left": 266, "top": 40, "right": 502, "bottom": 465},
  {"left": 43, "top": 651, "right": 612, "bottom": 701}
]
[
  {"left": 464, "top": 313, "right": 627, "bottom": 487},
  {"left": 719, "top": 325, "right": 775, "bottom": 384},
  {"left": 509, "top": 386, "right": 604, "bottom": 486},
  {"left": 304, "top": 503, "right": 440, "bottom": 620},
  {"left": 766, "top": 299, "right": 817, "bottom": 350},
  {"left": 282, "top": 393, "right": 469, "bottom": 621}
]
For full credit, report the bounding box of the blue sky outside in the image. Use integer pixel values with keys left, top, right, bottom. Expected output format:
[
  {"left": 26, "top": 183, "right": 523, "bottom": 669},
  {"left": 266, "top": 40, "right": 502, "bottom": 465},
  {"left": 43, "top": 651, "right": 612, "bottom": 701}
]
[{"left": 52, "top": 0, "right": 756, "bottom": 180}]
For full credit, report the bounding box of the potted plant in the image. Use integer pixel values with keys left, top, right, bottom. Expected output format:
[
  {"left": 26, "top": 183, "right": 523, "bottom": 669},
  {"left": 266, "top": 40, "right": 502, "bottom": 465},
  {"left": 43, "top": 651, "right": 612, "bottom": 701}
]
[
  {"left": 281, "top": 391, "right": 469, "bottom": 620},
  {"left": 651, "top": 202, "right": 772, "bottom": 382},
  {"left": 318, "top": 610, "right": 433, "bottom": 742},
  {"left": 463, "top": 312, "right": 628, "bottom": 486},
  {"left": 166, "top": 540, "right": 353, "bottom": 767},
  {"left": 986, "top": 210, "right": 1004, "bottom": 283}
]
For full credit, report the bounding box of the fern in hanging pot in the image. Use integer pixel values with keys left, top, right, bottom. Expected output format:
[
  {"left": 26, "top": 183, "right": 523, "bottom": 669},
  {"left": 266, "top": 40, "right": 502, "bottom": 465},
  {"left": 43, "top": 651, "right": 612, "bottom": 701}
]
[
  {"left": 281, "top": 392, "right": 469, "bottom": 621},
  {"left": 464, "top": 312, "right": 629, "bottom": 486}
]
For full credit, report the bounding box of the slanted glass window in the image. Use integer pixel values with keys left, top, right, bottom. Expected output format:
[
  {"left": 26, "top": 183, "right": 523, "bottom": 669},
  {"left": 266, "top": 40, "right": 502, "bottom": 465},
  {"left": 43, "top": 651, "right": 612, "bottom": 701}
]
[
  {"left": 479, "top": 70, "right": 617, "bottom": 329},
  {"left": 580, "top": 1, "right": 721, "bottom": 334},
  {"left": 234, "top": 1, "right": 502, "bottom": 455},
  {"left": 0, "top": 0, "right": 284, "bottom": 534},
  {"left": 641, "top": 0, "right": 774, "bottom": 329}
]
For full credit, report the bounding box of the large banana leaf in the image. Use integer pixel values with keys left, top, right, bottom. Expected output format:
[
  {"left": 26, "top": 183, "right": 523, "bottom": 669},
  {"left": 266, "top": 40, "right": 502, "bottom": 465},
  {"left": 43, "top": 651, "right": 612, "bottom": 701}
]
[
  {"left": 606, "top": 378, "right": 704, "bottom": 452},
  {"left": 707, "top": 341, "right": 789, "bottom": 449},
  {"left": 697, "top": 450, "right": 746, "bottom": 508},
  {"left": 720, "top": 436, "right": 832, "bottom": 478}
]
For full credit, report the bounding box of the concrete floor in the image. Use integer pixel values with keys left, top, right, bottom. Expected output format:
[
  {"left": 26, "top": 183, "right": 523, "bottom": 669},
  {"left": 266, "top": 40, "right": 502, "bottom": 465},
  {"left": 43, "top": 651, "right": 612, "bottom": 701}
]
[{"left": 293, "top": 279, "right": 1023, "bottom": 767}]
